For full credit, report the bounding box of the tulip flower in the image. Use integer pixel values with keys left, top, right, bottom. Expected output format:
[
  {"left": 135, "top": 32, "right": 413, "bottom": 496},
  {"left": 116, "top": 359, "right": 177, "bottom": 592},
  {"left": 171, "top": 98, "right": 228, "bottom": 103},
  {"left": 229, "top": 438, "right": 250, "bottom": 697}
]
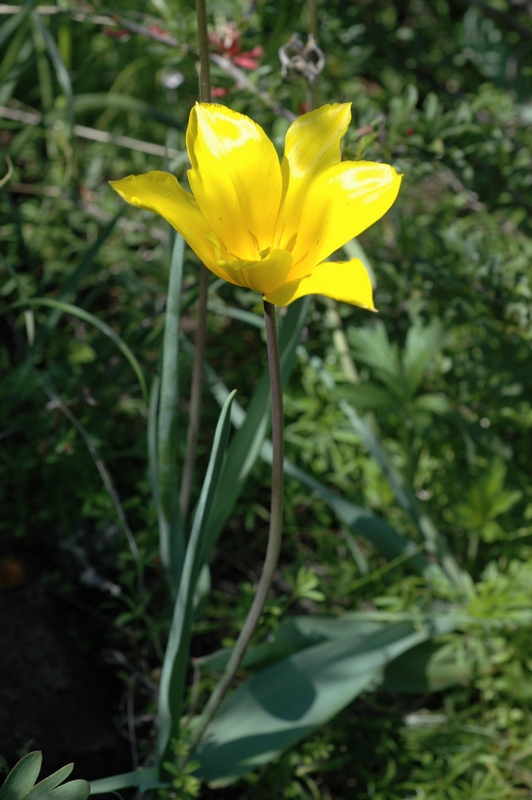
[{"left": 110, "top": 102, "right": 401, "bottom": 308}]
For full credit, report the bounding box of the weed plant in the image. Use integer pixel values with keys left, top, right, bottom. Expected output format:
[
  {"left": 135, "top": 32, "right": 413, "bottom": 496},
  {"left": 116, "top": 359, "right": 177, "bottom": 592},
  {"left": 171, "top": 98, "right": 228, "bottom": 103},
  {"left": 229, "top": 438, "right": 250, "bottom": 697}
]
[{"left": 2, "top": 0, "right": 532, "bottom": 797}]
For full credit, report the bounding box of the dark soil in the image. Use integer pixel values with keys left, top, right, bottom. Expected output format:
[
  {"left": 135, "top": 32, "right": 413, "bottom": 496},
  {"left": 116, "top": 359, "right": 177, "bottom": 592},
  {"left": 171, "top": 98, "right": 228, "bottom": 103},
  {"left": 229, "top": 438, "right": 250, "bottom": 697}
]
[{"left": 0, "top": 581, "right": 131, "bottom": 782}]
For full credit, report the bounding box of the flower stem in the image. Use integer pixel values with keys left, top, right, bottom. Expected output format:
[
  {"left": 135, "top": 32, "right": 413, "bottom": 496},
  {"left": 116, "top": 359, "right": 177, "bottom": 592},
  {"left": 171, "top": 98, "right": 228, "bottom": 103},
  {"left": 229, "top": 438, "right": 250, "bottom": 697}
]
[
  {"left": 195, "top": 0, "right": 212, "bottom": 103},
  {"left": 180, "top": 0, "right": 212, "bottom": 524},
  {"left": 187, "top": 300, "right": 285, "bottom": 755},
  {"left": 306, "top": 0, "right": 319, "bottom": 111}
]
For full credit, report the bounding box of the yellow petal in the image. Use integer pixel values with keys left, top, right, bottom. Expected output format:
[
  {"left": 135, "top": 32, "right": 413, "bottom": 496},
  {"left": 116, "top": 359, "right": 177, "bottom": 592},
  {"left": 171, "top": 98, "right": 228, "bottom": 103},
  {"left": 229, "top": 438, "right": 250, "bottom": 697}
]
[
  {"left": 218, "top": 249, "right": 293, "bottom": 295},
  {"left": 187, "top": 103, "right": 282, "bottom": 261},
  {"left": 264, "top": 258, "right": 376, "bottom": 309},
  {"left": 275, "top": 104, "right": 352, "bottom": 249},
  {"left": 110, "top": 171, "right": 224, "bottom": 273},
  {"left": 290, "top": 162, "right": 402, "bottom": 278}
]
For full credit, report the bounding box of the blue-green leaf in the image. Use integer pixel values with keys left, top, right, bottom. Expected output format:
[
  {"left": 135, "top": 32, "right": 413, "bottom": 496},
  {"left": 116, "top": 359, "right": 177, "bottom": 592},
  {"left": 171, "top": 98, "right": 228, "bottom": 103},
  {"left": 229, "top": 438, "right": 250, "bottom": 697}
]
[
  {"left": 0, "top": 753, "right": 42, "bottom": 800},
  {"left": 157, "top": 234, "right": 185, "bottom": 591},
  {"left": 156, "top": 390, "right": 237, "bottom": 766},
  {"left": 196, "top": 619, "right": 454, "bottom": 786}
]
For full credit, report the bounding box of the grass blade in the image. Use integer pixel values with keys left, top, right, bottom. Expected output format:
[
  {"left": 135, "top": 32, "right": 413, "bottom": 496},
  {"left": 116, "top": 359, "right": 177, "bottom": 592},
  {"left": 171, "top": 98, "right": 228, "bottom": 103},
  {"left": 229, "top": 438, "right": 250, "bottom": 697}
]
[
  {"left": 31, "top": 12, "right": 74, "bottom": 130},
  {"left": 35, "top": 212, "right": 122, "bottom": 348},
  {"left": 0, "top": 0, "right": 38, "bottom": 51},
  {"left": 3, "top": 299, "right": 147, "bottom": 402}
]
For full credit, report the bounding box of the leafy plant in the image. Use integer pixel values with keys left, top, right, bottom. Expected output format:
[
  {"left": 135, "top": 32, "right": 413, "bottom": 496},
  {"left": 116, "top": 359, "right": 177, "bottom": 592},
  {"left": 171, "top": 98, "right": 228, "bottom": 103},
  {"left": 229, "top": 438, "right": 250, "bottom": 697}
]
[{"left": 0, "top": 753, "right": 89, "bottom": 800}]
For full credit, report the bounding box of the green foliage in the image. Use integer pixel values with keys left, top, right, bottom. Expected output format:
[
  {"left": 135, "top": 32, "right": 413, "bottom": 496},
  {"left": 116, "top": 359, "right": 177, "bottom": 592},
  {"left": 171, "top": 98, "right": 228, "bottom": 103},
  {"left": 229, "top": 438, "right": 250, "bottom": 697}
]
[
  {"left": 2, "top": 0, "right": 532, "bottom": 797},
  {"left": 0, "top": 753, "right": 89, "bottom": 800}
]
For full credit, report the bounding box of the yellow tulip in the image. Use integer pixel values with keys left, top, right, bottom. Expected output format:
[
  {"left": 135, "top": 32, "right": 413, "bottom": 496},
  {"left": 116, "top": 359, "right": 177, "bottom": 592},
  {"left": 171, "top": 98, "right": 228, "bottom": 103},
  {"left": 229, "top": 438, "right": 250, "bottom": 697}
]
[{"left": 110, "top": 102, "right": 401, "bottom": 308}]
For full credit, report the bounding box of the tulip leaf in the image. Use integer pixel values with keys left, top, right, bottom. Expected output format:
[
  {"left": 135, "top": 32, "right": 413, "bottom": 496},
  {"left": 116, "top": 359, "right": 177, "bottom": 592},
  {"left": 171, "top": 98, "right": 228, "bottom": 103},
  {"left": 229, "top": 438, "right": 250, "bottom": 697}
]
[
  {"left": 196, "top": 616, "right": 475, "bottom": 696},
  {"left": 156, "top": 389, "right": 236, "bottom": 767},
  {"left": 195, "top": 614, "right": 386, "bottom": 674},
  {"left": 157, "top": 233, "right": 185, "bottom": 592},
  {"left": 195, "top": 619, "right": 455, "bottom": 786},
  {"left": 90, "top": 767, "right": 166, "bottom": 796},
  {"left": 381, "top": 639, "right": 478, "bottom": 694}
]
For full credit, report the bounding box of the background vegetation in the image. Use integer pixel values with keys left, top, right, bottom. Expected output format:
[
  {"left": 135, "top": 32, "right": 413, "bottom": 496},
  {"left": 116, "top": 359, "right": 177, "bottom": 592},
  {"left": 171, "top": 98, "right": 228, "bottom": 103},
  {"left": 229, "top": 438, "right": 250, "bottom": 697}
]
[{"left": 1, "top": 0, "right": 532, "bottom": 797}]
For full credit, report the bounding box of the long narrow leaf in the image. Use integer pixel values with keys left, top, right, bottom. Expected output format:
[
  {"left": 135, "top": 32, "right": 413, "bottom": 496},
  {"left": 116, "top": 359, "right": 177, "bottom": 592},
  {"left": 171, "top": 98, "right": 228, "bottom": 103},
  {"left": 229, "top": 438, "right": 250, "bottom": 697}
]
[
  {"left": 156, "top": 390, "right": 237, "bottom": 768},
  {"left": 72, "top": 93, "right": 184, "bottom": 131},
  {"left": 31, "top": 12, "right": 74, "bottom": 130},
  {"left": 0, "top": 0, "right": 38, "bottom": 51},
  {"left": 89, "top": 768, "right": 165, "bottom": 796},
  {"left": 195, "top": 614, "right": 386, "bottom": 674},
  {"left": 157, "top": 234, "right": 185, "bottom": 591},
  {"left": 148, "top": 375, "right": 161, "bottom": 508}
]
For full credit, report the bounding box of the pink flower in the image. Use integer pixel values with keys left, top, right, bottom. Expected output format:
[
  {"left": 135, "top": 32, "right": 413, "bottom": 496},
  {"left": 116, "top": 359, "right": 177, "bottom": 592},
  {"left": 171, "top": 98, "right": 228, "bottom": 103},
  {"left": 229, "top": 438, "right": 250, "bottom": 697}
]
[{"left": 209, "top": 22, "right": 263, "bottom": 71}]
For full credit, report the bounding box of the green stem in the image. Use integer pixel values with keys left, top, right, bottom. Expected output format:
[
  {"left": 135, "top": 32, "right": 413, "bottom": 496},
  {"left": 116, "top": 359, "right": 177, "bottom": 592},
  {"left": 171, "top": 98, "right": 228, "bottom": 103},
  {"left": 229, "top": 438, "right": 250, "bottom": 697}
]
[
  {"left": 179, "top": 0, "right": 212, "bottom": 524},
  {"left": 306, "top": 0, "right": 319, "bottom": 110},
  {"left": 187, "top": 300, "right": 285, "bottom": 754},
  {"left": 307, "top": 0, "right": 318, "bottom": 37},
  {"left": 195, "top": 0, "right": 212, "bottom": 103}
]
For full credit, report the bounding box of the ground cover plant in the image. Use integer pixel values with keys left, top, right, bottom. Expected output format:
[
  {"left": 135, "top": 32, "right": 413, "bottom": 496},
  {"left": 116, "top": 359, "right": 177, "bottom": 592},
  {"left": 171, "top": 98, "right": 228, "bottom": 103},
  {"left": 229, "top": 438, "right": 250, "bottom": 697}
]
[{"left": 1, "top": 0, "right": 532, "bottom": 797}]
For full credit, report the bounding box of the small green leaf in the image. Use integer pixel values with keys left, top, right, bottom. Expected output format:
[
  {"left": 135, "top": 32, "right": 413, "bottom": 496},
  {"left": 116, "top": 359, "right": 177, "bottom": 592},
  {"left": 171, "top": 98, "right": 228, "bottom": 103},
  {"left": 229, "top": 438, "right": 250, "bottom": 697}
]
[
  {"left": 349, "top": 321, "right": 402, "bottom": 394},
  {"left": 338, "top": 382, "right": 395, "bottom": 411},
  {"left": 403, "top": 318, "right": 444, "bottom": 397},
  {"left": 414, "top": 393, "right": 452, "bottom": 415}
]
